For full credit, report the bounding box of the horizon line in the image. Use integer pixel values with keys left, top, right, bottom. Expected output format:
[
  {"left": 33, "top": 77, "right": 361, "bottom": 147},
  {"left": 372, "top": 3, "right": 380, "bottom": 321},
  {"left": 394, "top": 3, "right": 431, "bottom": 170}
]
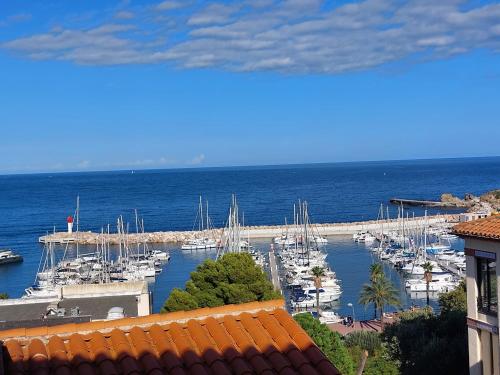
[{"left": 1, "top": 155, "right": 499, "bottom": 177}]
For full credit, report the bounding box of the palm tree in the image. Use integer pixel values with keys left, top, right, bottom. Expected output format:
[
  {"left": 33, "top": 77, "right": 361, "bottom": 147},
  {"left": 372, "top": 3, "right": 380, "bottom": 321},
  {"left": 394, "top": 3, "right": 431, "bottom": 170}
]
[
  {"left": 369, "top": 263, "right": 383, "bottom": 282},
  {"left": 369, "top": 263, "right": 384, "bottom": 317},
  {"left": 311, "top": 266, "right": 325, "bottom": 316},
  {"left": 423, "top": 261, "right": 433, "bottom": 306},
  {"left": 359, "top": 276, "right": 400, "bottom": 328}
]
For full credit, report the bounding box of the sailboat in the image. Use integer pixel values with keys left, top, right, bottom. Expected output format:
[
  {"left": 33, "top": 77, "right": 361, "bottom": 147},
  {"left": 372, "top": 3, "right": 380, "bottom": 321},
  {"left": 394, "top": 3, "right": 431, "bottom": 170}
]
[
  {"left": 24, "top": 241, "right": 61, "bottom": 299},
  {"left": 181, "top": 196, "right": 217, "bottom": 250}
]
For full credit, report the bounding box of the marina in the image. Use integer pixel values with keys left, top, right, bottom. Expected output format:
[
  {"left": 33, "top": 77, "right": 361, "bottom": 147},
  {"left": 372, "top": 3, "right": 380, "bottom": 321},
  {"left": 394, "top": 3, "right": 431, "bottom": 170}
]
[{"left": 0, "top": 159, "right": 498, "bottom": 318}]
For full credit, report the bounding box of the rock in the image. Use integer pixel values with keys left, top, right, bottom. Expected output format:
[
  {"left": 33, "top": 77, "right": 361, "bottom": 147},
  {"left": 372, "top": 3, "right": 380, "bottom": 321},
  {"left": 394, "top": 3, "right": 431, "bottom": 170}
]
[
  {"left": 479, "top": 190, "right": 500, "bottom": 212},
  {"left": 440, "top": 193, "right": 469, "bottom": 207}
]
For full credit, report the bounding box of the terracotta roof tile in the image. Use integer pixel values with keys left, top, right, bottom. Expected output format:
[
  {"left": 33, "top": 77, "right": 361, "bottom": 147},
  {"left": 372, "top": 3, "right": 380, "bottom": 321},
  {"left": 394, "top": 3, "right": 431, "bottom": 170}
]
[
  {"left": 28, "top": 338, "right": 49, "bottom": 375},
  {"left": 4, "top": 340, "right": 25, "bottom": 374},
  {"left": 222, "top": 314, "right": 275, "bottom": 374},
  {"left": 454, "top": 214, "right": 500, "bottom": 240},
  {"left": 87, "top": 332, "right": 119, "bottom": 375},
  {"left": 0, "top": 300, "right": 340, "bottom": 375},
  {"left": 46, "top": 336, "right": 72, "bottom": 375}
]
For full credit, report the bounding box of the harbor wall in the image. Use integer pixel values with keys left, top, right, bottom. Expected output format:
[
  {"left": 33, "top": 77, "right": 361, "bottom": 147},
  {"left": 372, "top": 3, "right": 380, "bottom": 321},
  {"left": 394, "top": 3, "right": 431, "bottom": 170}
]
[{"left": 39, "top": 214, "right": 458, "bottom": 245}]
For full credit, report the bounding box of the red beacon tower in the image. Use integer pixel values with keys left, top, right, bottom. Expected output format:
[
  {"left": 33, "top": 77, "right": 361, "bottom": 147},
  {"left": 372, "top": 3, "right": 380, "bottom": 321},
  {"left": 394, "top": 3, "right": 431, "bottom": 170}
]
[{"left": 67, "top": 215, "right": 74, "bottom": 234}]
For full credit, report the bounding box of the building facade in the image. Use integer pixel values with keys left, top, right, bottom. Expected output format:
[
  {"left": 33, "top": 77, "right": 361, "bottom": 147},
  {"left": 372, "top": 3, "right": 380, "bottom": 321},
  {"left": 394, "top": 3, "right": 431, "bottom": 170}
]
[{"left": 455, "top": 215, "right": 500, "bottom": 375}]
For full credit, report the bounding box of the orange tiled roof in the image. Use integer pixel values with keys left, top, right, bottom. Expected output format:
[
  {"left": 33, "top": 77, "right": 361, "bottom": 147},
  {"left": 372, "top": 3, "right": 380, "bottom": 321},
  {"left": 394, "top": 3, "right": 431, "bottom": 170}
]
[
  {"left": 453, "top": 214, "right": 500, "bottom": 240},
  {"left": 0, "top": 299, "right": 339, "bottom": 375}
]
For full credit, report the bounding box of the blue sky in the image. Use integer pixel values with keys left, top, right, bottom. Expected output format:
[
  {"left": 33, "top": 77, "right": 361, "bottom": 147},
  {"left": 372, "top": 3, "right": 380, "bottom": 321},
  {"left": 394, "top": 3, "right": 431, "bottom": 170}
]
[{"left": 1, "top": 0, "right": 500, "bottom": 173}]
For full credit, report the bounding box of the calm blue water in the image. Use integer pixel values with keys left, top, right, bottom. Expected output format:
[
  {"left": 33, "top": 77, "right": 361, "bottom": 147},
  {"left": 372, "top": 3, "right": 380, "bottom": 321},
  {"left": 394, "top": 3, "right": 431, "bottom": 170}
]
[{"left": 0, "top": 157, "right": 499, "bottom": 314}]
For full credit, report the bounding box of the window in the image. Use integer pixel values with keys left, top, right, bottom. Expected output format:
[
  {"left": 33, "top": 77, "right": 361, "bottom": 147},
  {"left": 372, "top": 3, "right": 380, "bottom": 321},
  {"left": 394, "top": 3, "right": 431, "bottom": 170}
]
[{"left": 477, "top": 257, "right": 497, "bottom": 315}]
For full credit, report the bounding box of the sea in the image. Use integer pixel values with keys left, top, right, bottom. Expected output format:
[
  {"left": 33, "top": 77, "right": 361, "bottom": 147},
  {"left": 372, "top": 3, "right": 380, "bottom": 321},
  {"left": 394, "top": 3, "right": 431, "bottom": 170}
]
[{"left": 1, "top": 157, "right": 499, "bottom": 318}]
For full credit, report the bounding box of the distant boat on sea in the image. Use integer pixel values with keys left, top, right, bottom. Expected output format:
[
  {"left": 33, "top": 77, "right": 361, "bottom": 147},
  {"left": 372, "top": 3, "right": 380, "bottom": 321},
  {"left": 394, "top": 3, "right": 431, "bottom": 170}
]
[{"left": 0, "top": 249, "right": 23, "bottom": 265}]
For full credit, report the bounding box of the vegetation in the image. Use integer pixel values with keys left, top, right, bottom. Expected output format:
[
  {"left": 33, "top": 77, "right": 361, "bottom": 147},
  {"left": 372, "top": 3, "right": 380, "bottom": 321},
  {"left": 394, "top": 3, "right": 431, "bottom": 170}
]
[
  {"left": 295, "top": 313, "right": 398, "bottom": 375},
  {"left": 347, "top": 344, "right": 399, "bottom": 375},
  {"left": 162, "top": 288, "right": 199, "bottom": 312},
  {"left": 294, "top": 267, "right": 467, "bottom": 375},
  {"left": 383, "top": 282, "right": 468, "bottom": 375},
  {"left": 359, "top": 268, "right": 400, "bottom": 327},
  {"left": 294, "top": 312, "right": 356, "bottom": 375},
  {"left": 369, "top": 263, "right": 384, "bottom": 282},
  {"left": 162, "top": 252, "right": 281, "bottom": 312},
  {"left": 439, "top": 280, "right": 466, "bottom": 314},
  {"left": 368, "top": 263, "right": 385, "bottom": 317},
  {"left": 344, "top": 331, "right": 381, "bottom": 355},
  {"left": 311, "top": 266, "right": 325, "bottom": 316},
  {"left": 422, "top": 261, "right": 433, "bottom": 306},
  {"left": 0, "top": 293, "right": 8, "bottom": 299}
]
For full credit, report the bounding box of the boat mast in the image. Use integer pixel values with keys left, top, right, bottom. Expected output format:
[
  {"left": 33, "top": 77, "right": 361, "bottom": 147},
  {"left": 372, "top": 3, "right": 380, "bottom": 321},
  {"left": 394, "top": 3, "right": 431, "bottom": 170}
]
[
  {"left": 206, "top": 199, "right": 209, "bottom": 233},
  {"left": 423, "top": 210, "right": 428, "bottom": 261},
  {"left": 76, "top": 195, "right": 80, "bottom": 259},
  {"left": 401, "top": 203, "right": 405, "bottom": 252},
  {"left": 199, "top": 196, "right": 204, "bottom": 232}
]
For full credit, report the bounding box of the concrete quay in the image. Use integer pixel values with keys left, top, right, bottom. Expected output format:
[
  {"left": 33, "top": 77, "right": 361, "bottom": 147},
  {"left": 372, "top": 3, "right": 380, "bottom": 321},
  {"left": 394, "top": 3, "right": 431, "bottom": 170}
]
[{"left": 39, "top": 214, "right": 458, "bottom": 245}]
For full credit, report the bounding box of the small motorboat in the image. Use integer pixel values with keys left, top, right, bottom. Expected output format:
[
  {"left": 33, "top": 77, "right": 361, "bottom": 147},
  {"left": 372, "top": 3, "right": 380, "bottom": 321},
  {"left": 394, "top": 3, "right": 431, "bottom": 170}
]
[{"left": 0, "top": 249, "right": 23, "bottom": 265}]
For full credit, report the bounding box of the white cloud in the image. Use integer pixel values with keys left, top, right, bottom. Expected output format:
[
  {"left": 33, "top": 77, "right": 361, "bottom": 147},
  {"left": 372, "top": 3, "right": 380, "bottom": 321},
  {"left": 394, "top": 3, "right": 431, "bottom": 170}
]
[
  {"left": 115, "top": 11, "right": 135, "bottom": 20},
  {"left": 188, "top": 154, "right": 206, "bottom": 165},
  {"left": 155, "top": 1, "right": 189, "bottom": 11},
  {"left": 0, "top": 13, "right": 32, "bottom": 27},
  {"left": 2, "top": 1, "right": 500, "bottom": 73},
  {"left": 126, "top": 157, "right": 176, "bottom": 167},
  {"left": 77, "top": 160, "right": 90, "bottom": 168},
  {"left": 188, "top": 3, "right": 241, "bottom": 25}
]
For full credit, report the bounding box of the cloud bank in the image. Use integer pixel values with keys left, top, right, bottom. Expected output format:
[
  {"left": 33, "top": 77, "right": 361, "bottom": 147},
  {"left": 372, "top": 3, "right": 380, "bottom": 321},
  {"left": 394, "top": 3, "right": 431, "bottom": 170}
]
[{"left": 2, "top": 0, "right": 500, "bottom": 73}]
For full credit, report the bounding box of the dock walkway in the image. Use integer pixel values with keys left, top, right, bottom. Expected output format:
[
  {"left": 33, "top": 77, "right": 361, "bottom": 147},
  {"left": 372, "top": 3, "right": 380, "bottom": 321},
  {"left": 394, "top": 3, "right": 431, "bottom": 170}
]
[
  {"left": 268, "top": 249, "right": 281, "bottom": 293},
  {"left": 429, "top": 255, "right": 465, "bottom": 278}
]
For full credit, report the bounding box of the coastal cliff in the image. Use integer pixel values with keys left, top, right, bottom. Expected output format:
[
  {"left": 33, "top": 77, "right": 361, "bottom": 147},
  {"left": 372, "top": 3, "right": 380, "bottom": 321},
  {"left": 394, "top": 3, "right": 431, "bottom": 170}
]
[{"left": 440, "top": 189, "right": 500, "bottom": 213}]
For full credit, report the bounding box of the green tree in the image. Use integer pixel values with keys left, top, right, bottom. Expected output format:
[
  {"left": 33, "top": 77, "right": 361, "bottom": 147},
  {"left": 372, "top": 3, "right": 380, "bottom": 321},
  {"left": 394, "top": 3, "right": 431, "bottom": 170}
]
[
  {"left": 0, "top": 293, "right": 8, "bottom": 299},
  {"left": 294, "top": 312, "right": 355, "bottom": 375},
  {"left": 161, "top": 288, "right": 199, "bottom": 312},
  {"left": 311, "top": 266, "right": 325, "bottom": 316},
  {"left": 344, "top": 331, "right": 399, "bottom": 375},
  {"left": 162, "top": 252, "right": 282, "bottom": 312},
  {"left": 383, "top": 285, "right": 468, "bottom": 375},
  {"left": 359, "top": 276, "right": 400, "bottom": 327},
  {"left": 369, "top": 263, "right": 384, "bottom": 317},
  {"left": 422, "top": 261, "right": 433, "bottom": 306},
  {"left": 347, "top": 345, "right": 399, "bottom": 375},
  {"left": 439, "top": 280, "right": 466, "bottom": 315},
  {"left": 370, "top": 263, "right": 384, "bottom": 282}
]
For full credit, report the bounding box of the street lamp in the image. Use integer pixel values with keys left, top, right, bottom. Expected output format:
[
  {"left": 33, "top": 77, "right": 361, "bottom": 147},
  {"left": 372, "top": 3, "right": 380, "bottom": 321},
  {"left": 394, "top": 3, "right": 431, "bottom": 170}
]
[{"left": 347, "top": 302, "right": 355, "bottom": 325}]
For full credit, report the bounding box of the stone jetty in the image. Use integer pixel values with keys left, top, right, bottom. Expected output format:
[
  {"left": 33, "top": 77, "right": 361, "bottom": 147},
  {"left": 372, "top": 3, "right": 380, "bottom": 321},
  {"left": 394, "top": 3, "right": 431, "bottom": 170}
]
[{"left": 39, "top": 214, "right": 457, "bottom": 245}]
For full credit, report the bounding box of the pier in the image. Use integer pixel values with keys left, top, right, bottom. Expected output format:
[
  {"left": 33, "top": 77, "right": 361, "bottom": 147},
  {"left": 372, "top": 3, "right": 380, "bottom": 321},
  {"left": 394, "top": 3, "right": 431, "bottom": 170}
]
[
  {"left": 429, "top": 254, "right": 466, "bottom": 278},
  {"left": 39, "top": 214, "right": 458, "bottom": 245},
  {"left": 390, "top": 198, "right": 458, "bottom": 207},
  {"left": 268, "top": 248, "right": 281, "bottom": 292}
]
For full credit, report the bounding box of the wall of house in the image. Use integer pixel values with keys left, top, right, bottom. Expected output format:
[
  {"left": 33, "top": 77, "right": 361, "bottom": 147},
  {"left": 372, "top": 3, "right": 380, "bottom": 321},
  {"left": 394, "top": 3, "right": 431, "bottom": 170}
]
[{"left": 465, "top": 237, "right": 500, "bottom": 375}]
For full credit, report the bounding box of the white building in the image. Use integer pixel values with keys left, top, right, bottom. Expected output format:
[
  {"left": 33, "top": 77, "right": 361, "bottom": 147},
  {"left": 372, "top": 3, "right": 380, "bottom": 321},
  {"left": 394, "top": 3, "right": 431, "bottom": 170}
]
[
  {"left": 459, "top": 212, "right": 491, "bottom": 223},
  {"left": 455, "top": 215, "right": 500, "bottom": 375}
]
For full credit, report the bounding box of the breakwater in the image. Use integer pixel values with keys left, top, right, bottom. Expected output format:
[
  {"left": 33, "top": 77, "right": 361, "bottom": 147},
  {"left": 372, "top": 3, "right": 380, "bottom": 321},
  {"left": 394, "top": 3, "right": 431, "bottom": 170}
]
[{"left": 39, "top": 214, "right": 457, "bottom": 245}]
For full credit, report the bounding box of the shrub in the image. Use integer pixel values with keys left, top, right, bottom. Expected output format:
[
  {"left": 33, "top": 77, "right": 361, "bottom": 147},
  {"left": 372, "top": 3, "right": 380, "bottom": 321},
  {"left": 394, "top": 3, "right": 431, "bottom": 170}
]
[
  {"left": 344, "top": 331, "right": 382, "bottom": 355},
  {"left": 294, "top": 313, "right": 356, "bottom": 375}
]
